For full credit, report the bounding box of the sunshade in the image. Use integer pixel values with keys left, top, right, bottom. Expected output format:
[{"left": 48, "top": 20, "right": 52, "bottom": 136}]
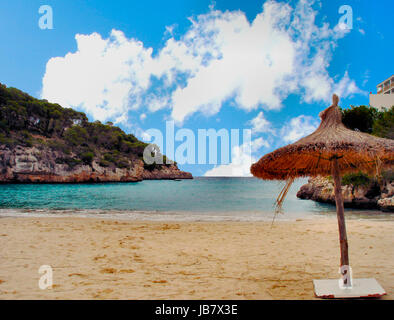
[{"left": 251, "top": 94, "right": 394, "bottom": 288}]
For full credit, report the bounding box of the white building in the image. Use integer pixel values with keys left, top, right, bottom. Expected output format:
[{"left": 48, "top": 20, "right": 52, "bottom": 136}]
[{"left": 369, "top": 75, "right": 394, "bottom": 110}]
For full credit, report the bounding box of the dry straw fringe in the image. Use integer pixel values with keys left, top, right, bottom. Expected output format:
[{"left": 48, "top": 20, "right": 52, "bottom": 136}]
[{"left": 271, "top": 177, "right": 295, "bottom": 227}]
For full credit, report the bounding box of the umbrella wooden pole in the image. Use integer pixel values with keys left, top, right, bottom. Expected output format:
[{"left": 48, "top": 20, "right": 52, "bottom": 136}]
[{"left": 331, "top": 157, "right": 351, "bottom": 286}]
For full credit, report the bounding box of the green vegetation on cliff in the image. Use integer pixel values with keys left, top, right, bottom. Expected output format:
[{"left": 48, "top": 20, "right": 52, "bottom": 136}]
[
  {"left": 0, "top": 83, "right": 168, "bottom": 171},
  {"left": 341, "top": 171, "right": 371, "bottom": 187},
  {"left": 340, "top": 105, "right": 393, "bottom": 186},
  {"left": 341, "top": 105, "right": 394, "bottom": 139}
]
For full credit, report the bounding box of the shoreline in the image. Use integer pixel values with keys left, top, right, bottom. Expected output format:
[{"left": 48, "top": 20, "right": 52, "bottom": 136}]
[
  {"left": 1, "top": 216, "right": 393, "bottom": 299},
  {"left": 0, "top": 207, "right": 392, "bottom": 223},
  {"left": 0, "top": 176, "right": 194, "bottom": 185}
]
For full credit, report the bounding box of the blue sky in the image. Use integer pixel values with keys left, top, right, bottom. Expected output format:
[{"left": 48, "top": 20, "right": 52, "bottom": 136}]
[{"left": 0, "top": 0, "right": 393, "bottom": 176}]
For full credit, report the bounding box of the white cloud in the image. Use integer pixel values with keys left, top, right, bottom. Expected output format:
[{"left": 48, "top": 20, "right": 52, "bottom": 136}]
[
  {"left": 133, "top": 127, "right": 152, "bottom": 142},
  {"left": 140, "top": 131, "right": 152, "bottom": 142},
  {"left": 165, "top": 24, "right": 176, "bottom": 36},
  {"left": 203, "top": 137, "right": 269, "bottom": 177},
  {"left": 113, "top": 113, "right": 129, "bottom": 126},
  {"left": 362, "top": 70, "right": 370, "bottom": 87},
  {"left": 204, "top": 143, "right": 254, "bottom": 177},
  {"left": 251, "top": 137, "right": 270, "bottom": 151},
  {"left": 41, "top": 30, "right": 155, "bottom": 122},
  {"left": 204, "top": 113, "right": 318, "bottom": 177},
  {"left": 281, "top": 115, "right": 319, "bottom": 143},
  {"left": 333, "top": 71, "right": 365, "bottom": 98},
  {"left": 41, "top": 0, "right": 361, "bottom": 124},
  {"left": 249, "top": 112, "right": 273, "bottom": 134},
  {"left": 356, "top": 16, "right": 366, "bottom": 36},
  {"left": 168, "top": 3, "right": 296, "bottom": 122}
]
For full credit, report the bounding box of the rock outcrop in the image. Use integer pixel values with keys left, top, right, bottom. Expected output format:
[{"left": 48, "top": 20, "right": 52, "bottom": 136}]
[
  {"left": 0, "top": 145, "right": 192, "bottom": 183},
  {"left": 297, "top": 177, "right": 393, "bottom": 212},
  {"left": 377, "top": 197, "right": 394, "bottom": 212}
]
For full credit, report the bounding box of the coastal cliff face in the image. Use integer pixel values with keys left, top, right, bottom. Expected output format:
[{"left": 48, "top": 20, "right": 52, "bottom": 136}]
[
  {"left": 0, "top": 145, "right": 192, "bottom": 183},
  {"left": 0, "top": 83, "right": 192, "bottom": 183},
  {"left": 297, "top": 177, "right": 394, "bottom": 212}
]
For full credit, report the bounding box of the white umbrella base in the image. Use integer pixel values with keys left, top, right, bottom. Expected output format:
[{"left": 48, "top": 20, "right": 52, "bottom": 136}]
[{"left": 313, "top": 278, "right": 386, "bottom": 298}]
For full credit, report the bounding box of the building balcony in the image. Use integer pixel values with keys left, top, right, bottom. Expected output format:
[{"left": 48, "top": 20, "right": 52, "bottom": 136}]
[{"left": 378, "top": 82, "right": 394, "bottom": 94}]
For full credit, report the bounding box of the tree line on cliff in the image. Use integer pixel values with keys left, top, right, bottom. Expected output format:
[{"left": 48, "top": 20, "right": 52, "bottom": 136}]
[
  {"left": 341, "top": 104, "right": 393, "bottom": 140},
  {"left": 340, "top": 104, "right": 393, "bottom": 186}
]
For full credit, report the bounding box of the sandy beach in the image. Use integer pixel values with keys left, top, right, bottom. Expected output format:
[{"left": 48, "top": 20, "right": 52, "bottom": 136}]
[{"left": 0, "top": 216, "right": 393, "bottom": 300}]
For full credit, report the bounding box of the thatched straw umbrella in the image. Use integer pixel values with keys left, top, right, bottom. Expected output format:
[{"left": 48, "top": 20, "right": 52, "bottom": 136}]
[{"left": 251, "top": 94, "right": 394, "bottom": 295}]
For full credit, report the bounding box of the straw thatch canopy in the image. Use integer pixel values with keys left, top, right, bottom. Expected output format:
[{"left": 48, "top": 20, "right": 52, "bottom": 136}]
[{"left": 251, "top": 95, "right": 394, "bottom": 181}]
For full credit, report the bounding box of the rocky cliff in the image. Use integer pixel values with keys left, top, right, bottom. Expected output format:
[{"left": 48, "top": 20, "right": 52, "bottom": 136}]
[
  {"left": 0, "top": 145, "right": 192, "bottom": 183},
  {"left": 297, "top": 177, "right": 394, "bottom": 212},
  {"left": 0, "top": 83, "right": 192, "bottom": 183}
]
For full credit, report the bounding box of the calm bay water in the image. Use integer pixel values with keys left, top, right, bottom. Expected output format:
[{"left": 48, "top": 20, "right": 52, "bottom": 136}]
[{"left": 0, "top": 177, "right": 390, "bottom": 221}]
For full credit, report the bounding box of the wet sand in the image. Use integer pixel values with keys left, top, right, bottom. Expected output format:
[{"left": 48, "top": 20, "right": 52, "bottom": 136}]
[{"left": 0, "top": 216, "right": 393, "bottom": 299}]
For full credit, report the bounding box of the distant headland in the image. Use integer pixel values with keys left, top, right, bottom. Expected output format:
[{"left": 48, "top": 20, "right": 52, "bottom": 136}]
[{"left": 0, "top": 83, "right": 192, "bottom": 183}]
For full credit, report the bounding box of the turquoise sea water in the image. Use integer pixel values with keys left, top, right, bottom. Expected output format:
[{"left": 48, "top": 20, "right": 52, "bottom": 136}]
[{"left": 0, "top": 177, "right": 391, "bottom": 221}]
